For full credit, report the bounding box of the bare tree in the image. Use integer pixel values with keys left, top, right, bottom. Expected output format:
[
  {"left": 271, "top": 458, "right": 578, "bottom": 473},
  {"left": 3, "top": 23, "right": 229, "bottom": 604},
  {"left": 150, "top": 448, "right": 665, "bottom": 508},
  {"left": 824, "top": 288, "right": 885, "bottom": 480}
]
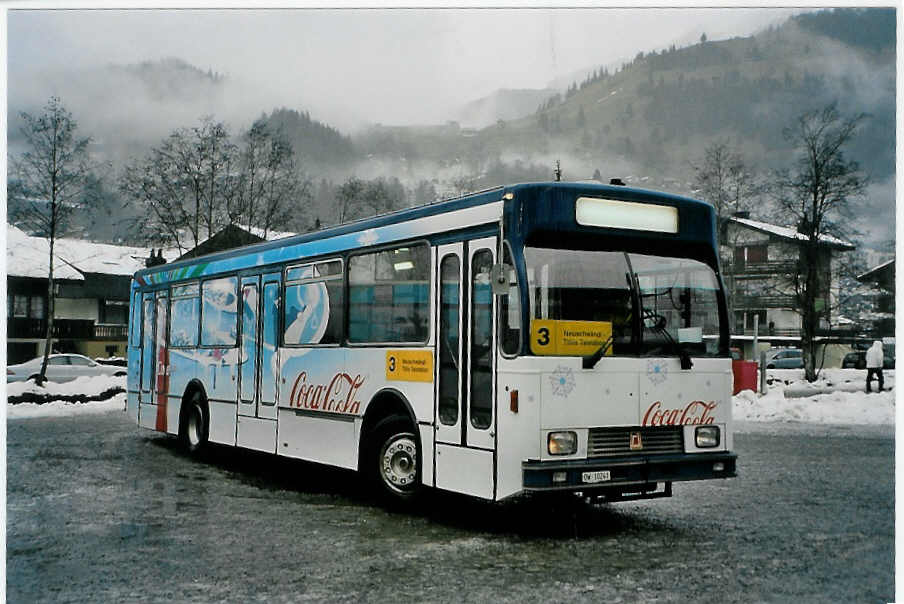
[
  {"left": 691, "top": 139, "right": 757, "bottom": 244},
  {"left": 8, "top": 97, "right": 93, "bottom": 386},
  {"left": 231, "top": 119, "right": 310, "bottom": 236},
  {"left": 334, "top": 177, "right": 402, "bottom": 224},
  {"left": 120, "top": 117, "right": 235, "bottom": 252},
  {"left": 774, "top": 104, "right": 867, "bottom": 381},
  {"left": 692, "top": 141, "right": 758, "bottom": 318},
  {"left": 335, "top": 177, "right": 366, "bottom": 225}
]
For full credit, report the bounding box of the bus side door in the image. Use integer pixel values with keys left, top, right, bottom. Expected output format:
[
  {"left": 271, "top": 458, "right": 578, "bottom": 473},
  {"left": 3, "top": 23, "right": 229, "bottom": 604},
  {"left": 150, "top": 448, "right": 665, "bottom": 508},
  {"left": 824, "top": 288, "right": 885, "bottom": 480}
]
[
  {"left": 236, "top": 273, "right": 280, "bottom": 453},
  {"left": 152, "top": 291, "right": 170, "bottom": 433},
  {"left": 434, "top": 237, "right": 497, "bottom": 499},
  {"left": 238, "top": 276, "right": 260, "bottom": 418}
]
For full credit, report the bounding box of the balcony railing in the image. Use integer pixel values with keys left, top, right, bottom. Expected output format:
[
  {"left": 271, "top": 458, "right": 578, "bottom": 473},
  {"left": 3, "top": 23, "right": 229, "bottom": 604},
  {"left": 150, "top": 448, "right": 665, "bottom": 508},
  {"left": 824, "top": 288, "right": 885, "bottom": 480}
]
[
  {"left": 7, "top": 318, "right": 128, "bottom": 341},
  {"left": 724, "top": 260, "right": 798, "bottom": 276},
  {"left": 733, "top": 327, "right": 801, "bottom": 337},
  {"left": 730, "top": 294, "right": 797, "bottom": 309},
  {"left": 94, "top": 324, "right": 129, "bottom": 339}
]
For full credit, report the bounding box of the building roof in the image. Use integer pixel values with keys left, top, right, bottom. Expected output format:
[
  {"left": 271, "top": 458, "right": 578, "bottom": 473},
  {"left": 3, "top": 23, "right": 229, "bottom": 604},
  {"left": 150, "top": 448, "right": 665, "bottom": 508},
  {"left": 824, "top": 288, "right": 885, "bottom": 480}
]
[
  {"left": 857, "top": 258, "right": 895, "bottom": 284},
  {"left": 6, "top": 225, "right": 172, "bottom": 281},
  {"left": 728, "top": 216, "right": 855, "bottom": 250}
]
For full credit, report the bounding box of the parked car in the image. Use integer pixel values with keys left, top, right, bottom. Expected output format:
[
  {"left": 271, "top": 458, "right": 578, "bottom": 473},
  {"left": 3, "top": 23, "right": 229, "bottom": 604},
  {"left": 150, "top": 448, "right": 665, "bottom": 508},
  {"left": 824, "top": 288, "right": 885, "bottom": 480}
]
[
  {"left": 765, "top": 348, "right": 804, "bottom": 369},
  {"left": 6, "top": 354, "right": 126, "bottom": 383},
  {"left": 842, "top": 351, "right": 867, "bottom": 369}
]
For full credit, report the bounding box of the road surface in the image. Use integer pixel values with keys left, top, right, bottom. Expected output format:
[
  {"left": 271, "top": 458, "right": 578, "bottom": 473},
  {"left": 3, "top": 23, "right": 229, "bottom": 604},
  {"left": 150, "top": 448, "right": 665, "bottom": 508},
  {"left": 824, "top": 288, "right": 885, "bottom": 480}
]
[{"left": 6, "top": 411, "right": 894, "bottom": 603}]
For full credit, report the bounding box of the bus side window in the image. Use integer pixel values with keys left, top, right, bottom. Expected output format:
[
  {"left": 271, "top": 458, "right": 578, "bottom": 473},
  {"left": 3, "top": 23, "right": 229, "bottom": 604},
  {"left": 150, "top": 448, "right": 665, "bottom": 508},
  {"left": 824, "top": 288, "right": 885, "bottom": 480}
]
[
  {"left": 129, "top": 290, "right": 142, "bottom": 347},
  {"left": 201, "top": 277, "right": 239, "bottom": 347},
  {"left": 170, "top": 282, "right": 200, "bottom": 347},
  {"left": 438, "top": 254, "right": 460, "bottom": 426},
  {"left": 470, "top": 249, "right": 494, "bottom": 429},
  {"left": 283, "top": 259, "right": 344, "bottom": 346},
  {"left": 348, "top": 244, "right": 430, "bottom": 344},
  {"left": 498, "top": 243, "right": 521, "bottom": 356}
]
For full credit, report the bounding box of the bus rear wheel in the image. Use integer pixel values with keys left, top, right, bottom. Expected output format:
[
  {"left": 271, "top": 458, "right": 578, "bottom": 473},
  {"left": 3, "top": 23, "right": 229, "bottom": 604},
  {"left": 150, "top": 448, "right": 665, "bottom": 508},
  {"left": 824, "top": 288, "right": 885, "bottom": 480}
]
[
  {"left": 180, "top": 391, "right": 208, "bottom": 455},
  {"left": 366, "top": 415, "right": 421, "bottom": 503}
]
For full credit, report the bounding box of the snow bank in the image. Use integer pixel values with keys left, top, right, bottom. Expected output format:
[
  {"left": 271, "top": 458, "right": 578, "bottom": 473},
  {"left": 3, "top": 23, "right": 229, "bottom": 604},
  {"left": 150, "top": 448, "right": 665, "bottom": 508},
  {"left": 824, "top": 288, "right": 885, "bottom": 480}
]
[
  {"left": 5, "top": 370, "right": 895, "bottom": 427},
  {"left": 6, "top": 375, "right": 127, "bottom": 419},
  {"left": 6, "top": 374, "right": 126, "bottom": 398},
  {"left": 6, "top": 394, "right": 126, "bottom": 419},
  {"left": 733, "top": 368, "right": 895, "bottom": 425},
  {"left": 733, "top": 388, "right": 895, "bottom": 425}
]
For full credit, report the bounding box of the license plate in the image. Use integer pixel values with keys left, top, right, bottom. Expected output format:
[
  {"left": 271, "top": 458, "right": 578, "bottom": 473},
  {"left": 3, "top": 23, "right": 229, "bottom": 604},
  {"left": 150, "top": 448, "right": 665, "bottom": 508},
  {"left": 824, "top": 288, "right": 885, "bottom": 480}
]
[{"left": 582, "top": 470, "right": 611, "bottom": 484}]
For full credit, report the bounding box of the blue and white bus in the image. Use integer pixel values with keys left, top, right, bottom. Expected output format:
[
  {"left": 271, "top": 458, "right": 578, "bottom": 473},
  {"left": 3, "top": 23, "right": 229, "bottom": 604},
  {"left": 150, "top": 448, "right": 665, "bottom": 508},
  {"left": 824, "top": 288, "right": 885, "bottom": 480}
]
[{"left": 127, "top": 182, "right": 737, "bottom": 504}]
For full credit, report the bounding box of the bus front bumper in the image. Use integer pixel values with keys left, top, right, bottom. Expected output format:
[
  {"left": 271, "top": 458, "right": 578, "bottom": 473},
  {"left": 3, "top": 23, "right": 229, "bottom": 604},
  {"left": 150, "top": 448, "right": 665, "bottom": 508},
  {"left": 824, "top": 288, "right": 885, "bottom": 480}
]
[{"left": 522, "top": 452, "right": 737, "bottom": 493}]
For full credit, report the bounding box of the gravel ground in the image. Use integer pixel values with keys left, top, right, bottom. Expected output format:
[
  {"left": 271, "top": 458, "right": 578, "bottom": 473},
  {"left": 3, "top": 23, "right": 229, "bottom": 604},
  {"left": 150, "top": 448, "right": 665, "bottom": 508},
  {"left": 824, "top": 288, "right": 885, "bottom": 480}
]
[{"left": 6, "top": 411, "right": 894, "bottom": 603}]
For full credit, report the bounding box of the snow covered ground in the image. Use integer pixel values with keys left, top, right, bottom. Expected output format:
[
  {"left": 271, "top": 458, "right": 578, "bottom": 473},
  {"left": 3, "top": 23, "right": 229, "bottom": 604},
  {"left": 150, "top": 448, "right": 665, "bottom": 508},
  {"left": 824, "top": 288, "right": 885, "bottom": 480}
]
[
  {"left": 4, "top": 369, "right": 896, "bottom": 426},
  {"left": 734, "top": 368, "right": 895, "bottom": 426}
]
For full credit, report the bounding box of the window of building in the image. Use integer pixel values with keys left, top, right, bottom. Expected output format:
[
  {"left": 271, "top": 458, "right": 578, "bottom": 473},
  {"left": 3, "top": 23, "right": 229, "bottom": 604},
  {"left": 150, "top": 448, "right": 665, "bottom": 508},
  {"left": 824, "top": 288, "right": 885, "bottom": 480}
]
[
  {"left": 349, "top": 244, "right": 430, "bottom": 344},
  {"left": 13, "top": 295, "right": 28, "bottom": 318},
  {"left": 201, "top": 277, "right": 238, "bottom": 347},
  {"left": 30, "top": 296, "right": 44, "bottom": 319},
  {"left": 284, "top": 260, "right": 343, "bottom": 346},
  {"left": 102, "top": 300, "right": 128, "bottom": 325}
]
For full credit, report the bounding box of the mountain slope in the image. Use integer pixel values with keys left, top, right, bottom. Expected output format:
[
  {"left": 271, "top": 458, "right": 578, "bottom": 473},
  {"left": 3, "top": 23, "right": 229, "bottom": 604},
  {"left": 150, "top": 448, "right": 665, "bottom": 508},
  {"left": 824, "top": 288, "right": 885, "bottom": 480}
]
[{"left": 370, "top": 8, "right": 894, "bottom": 194}]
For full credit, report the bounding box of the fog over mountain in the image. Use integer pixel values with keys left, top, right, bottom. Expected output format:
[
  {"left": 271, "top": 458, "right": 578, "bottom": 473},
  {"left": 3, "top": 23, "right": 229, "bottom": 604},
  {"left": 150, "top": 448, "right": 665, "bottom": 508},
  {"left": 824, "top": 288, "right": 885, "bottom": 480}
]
[
  {"left": 8, "top": 8, "right": 797, "bottom": 130},
  {"left": 6, "top": 8, "right": 896, "bottom": 246}
]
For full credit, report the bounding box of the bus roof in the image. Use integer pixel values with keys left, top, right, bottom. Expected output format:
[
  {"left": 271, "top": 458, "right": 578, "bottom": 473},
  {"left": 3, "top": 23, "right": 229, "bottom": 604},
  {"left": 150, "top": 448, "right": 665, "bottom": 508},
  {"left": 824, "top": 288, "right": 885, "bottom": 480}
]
[{"left": 133, "top": 182, "right": 714, "bottom": 287}]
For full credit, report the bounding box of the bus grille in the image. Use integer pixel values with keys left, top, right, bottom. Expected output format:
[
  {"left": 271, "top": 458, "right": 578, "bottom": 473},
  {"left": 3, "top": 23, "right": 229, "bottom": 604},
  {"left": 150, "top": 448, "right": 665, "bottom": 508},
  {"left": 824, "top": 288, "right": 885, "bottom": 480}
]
[{"left": 587, "top": 427, "right": 684, "bottom": 457}]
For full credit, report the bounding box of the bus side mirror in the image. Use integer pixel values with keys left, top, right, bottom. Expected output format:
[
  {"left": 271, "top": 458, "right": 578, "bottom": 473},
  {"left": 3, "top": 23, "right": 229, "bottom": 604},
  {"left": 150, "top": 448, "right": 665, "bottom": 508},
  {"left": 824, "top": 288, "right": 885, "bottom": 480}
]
[{"left": 490, "top": 263, "right": 509, "bottom": 296}]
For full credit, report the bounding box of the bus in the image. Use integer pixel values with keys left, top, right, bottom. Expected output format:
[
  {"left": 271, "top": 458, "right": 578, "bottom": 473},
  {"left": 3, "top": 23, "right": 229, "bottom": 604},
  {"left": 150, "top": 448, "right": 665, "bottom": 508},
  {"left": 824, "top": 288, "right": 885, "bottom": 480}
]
[{"left": 127, "top": 181, "right": 737, "bottom": 504}]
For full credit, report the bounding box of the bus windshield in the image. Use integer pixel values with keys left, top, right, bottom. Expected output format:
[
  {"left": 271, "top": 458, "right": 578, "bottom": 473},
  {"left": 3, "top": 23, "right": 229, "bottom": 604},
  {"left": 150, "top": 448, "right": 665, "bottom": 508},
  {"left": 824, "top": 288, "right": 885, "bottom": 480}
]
[{"left": 524, "top": 247, "right": 726, "bottom": 357}]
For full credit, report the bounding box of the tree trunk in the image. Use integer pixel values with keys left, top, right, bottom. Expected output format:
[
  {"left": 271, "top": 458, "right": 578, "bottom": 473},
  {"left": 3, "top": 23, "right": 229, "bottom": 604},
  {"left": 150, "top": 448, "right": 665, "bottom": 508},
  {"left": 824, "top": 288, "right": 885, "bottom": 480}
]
[{"left": 38, "top": 236, "right": 55, "bottom": 387}]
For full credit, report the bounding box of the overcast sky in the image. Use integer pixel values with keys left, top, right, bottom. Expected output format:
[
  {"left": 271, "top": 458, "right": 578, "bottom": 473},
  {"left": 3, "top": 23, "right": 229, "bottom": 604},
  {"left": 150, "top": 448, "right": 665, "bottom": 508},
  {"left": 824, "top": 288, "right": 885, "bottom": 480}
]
[{"left": 8, "top": 7, "right": 801, "bottom": 128}]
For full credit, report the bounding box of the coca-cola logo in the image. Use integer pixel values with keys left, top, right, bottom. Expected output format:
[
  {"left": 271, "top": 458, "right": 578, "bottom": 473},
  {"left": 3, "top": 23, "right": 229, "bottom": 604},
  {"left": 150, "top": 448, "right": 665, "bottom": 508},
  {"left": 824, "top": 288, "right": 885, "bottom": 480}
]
[
  {"left": 642, "top": 400, "right": 717, "bottom": 427},
  {"left": 288, "top": 371, "right": 365, "bottom": 415}
]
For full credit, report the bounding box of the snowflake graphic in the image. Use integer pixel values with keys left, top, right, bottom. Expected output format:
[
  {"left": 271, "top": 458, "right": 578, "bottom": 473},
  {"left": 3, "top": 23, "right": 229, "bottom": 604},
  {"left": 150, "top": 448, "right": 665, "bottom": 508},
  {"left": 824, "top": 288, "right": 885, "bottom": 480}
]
[
  {"left": 647, "top": 359, "right": 668, "bottom": 385},
  {"left": 549, "top": 366, "right": 576, "bottom": 397}
]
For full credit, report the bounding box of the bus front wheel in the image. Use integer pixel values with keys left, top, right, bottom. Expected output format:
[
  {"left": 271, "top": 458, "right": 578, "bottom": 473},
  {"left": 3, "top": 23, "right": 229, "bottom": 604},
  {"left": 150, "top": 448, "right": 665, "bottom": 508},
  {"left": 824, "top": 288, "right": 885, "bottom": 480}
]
[
  {"left": 180, "top": 391, "right": 208, "bottom": 455},
  {"left": 366, "top": 415, "right": 421, "bottom": 503}
]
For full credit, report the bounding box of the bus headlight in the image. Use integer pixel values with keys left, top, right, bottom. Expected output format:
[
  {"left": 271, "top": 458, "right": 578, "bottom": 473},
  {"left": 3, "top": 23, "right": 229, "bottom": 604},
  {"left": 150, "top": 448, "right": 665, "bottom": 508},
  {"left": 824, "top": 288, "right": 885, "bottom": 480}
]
[
  {"left": 548, "top": 431, "right": 577, "bottom": 455},
  {"left": 695, "top": 426, "right": 720, "bottom": 448}
]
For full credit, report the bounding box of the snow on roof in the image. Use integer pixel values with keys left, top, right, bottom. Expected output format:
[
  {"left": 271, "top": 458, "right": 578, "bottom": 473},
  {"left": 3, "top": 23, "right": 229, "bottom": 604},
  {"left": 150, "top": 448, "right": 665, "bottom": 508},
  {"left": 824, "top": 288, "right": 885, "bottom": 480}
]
[
  {"left": 190, "top": 223, "right": 296, "bottom": 249},
  {"left": 729, "top": 217, "right": 855, "bottom": 250},
  {"left": 6, "top": 225, "right": 174, "bottom": 280},
  {"left": 857, "top": 258, "right": 895, "bottom": 281},
  {"left": 242, "top": 224, "right": 296, "bottom": 241}
]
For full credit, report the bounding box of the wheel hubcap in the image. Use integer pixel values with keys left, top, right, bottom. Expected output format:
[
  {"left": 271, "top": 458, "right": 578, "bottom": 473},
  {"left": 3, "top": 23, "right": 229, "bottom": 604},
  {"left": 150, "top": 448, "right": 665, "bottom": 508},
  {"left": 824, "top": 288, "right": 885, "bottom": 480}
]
[
  {"left": 379, "top": 433, "right": 417, "bottom": 493},
  {"left": 187, "top": 406, "right": 202, "bottom": 447}
]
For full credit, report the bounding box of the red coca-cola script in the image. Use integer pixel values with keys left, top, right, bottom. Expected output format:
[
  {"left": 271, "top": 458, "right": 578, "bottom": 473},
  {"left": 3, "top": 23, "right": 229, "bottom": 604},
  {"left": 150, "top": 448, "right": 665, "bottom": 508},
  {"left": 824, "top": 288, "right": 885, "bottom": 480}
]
[
  {"left": 289, "top": 371, "right": 365, "bottom": 415},
  {"left": 642, "top": 400, "right": 717, "bottom": 427}
]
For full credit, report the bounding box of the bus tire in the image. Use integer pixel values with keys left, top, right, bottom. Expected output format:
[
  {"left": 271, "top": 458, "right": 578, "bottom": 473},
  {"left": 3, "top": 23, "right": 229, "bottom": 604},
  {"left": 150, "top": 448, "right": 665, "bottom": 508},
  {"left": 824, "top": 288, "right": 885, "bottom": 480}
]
[
  {"left": 180, "top": 390, "right": 209, "bottom": 455},
  {"left": 365, "top": 414, "right": 422, "bottom": 504}
]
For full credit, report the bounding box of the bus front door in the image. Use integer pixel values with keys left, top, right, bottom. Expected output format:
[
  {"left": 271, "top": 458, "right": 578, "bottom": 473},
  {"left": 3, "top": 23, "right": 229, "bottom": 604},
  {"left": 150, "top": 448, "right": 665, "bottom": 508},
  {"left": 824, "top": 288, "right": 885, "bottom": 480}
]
[{"left": 434, "top": 237, "right": 497, "bottom": 499}]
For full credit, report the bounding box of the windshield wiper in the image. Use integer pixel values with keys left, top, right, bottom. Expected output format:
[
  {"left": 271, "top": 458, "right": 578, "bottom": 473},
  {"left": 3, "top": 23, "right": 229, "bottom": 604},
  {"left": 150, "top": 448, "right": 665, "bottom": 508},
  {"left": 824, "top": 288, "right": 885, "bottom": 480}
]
[
  {"left": 643, "top": 310, "right": 693, "bottom": 370},
  {"left": 582, "top": 333, "right": 615, "bottom": 369}
]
